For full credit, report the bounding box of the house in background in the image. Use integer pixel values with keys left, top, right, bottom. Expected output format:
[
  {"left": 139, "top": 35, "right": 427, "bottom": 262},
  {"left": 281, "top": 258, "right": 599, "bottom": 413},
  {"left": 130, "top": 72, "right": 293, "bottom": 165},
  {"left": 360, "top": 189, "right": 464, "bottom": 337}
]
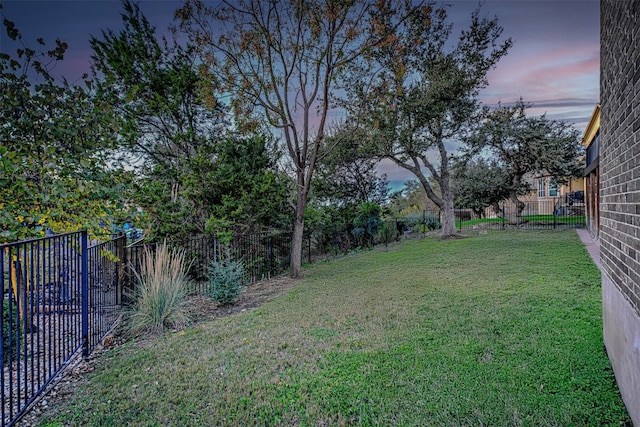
[
  {"left": 482, "top": 173, "right": 584, "bottom": 220},
  {"left": 582, "top": 105, "right": 600, "bottom": 238},
  {"left": 600, "top": 1, "right": 640, "bottom": 424},
  {"left": 528, "top": 174, "right": 584, "bottom": 215}
]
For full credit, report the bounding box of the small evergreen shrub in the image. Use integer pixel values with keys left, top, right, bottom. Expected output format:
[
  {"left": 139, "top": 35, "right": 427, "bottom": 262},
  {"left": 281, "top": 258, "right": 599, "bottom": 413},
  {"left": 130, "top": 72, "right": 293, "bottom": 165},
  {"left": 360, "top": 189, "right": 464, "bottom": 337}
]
[
  {"left": 207, "top": 257, "right": 246, "bottom": 305},
  {"left": 422, "top": 213, "right": 441, "bottom": 231},
  {"left": 127, "top": 242, "right": 191, "bottom": 337}
]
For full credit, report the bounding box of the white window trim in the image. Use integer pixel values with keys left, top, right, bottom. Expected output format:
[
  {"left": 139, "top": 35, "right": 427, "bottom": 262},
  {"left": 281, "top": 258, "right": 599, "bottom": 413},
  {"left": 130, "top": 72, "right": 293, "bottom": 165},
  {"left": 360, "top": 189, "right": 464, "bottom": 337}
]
[{"left": 538, "top": 179, "right": 546, "bottom": 198}]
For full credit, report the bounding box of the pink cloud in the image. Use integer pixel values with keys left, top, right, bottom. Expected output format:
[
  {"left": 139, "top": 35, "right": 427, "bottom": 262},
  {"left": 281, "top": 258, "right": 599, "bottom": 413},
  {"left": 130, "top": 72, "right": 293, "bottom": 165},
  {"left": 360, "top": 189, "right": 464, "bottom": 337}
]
[
  {"left": 483, "top": 43, "right": 599, "bottom": 104},
  {"left": 480, "top": 42, "right": 599, "bottom": 132}
]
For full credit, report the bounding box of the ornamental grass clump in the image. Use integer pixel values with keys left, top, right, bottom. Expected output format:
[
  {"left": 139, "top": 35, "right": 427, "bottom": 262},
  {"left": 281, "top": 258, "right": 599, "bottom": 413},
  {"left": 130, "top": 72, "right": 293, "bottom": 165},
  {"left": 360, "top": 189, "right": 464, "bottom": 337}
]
[{"left": 127, "top": 242, "right": 191, "bottom": 337}]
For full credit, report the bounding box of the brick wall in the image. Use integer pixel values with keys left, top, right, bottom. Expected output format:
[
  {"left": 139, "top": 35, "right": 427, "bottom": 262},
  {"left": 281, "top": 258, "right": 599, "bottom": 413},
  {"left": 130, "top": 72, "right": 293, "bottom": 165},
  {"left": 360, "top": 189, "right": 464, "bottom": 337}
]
[
  {"left": 600, "top": 0, "right": 640, "bottom": 318},
  {"left": 600, "top": 1, "right": 640, "bottom": 423}
]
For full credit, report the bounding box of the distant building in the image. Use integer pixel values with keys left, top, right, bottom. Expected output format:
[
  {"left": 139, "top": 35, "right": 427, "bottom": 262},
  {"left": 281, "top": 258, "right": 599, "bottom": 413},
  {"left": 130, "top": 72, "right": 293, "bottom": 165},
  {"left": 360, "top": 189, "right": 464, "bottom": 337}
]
[
  {"left": 482, "top": 174, "right": 584, "bottom": 220},
  {"left": 527, "top": 174, "right": 583, "bottom": 215},
  {"left": 600, "top": 1, "right": 640, "bottom": 424},
  {"left": 582, "top": 105, "right": 600, "bottom": 238}
]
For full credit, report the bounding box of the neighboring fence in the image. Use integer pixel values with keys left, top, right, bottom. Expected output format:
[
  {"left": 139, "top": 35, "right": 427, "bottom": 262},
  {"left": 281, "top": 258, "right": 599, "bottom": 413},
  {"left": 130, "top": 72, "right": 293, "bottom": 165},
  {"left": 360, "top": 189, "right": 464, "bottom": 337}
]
[
  {"left": 1, "top": 231, "right": 125, "bottom": 427},
  {"left": 127, "top": 232, "right": 293, "bottom": 294},
  {"left": 299, "top": 216, "right": 441, "bottom": 264},
  {"left": 301, "top": 224, "right": 356, "bottom": 263},
  {"left": 456, "top": 198, "right": 586, "bottom": 231},
  {"left": 125, "top": 223, "right": 412, "bottom": 298}
]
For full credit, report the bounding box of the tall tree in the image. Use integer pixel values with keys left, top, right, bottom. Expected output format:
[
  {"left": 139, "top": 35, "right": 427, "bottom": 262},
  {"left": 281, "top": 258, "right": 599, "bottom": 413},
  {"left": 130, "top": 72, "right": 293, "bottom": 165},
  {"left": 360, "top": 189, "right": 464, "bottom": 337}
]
[
  {"left": 465, "top": 100, "right": 583, "bottom": 223},
  {"left": 91, "top": 1, "right": 291, "bottom": 240},
  {"left": 451, "top": 157, "right": 515, "bottom": 218},
  {"left": 177, "top": 0, "right": 420, "bottom": 277},
  {"left": 90, "top": 0, "right": 226, "bottom": 238},
  {"left": 0, "top": 14, "right": 127, "bottom": 241},
  {"left": 311, "top": 129, "right": 389, "bottom": 224},
  {"left": 348, "top": 3, "right": 512, "bottom": 237}
]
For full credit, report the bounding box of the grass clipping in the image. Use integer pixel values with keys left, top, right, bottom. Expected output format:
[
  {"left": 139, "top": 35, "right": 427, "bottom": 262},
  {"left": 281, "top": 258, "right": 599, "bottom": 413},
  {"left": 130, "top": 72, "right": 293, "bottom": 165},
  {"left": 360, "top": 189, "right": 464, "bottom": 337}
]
[{"left": 126, "top": 242, "right": 191, "bottom": 337}]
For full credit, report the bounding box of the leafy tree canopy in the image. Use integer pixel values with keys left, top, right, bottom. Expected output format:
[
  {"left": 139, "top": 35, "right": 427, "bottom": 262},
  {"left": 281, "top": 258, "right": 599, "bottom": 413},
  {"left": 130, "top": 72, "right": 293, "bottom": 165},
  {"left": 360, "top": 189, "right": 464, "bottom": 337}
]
[
  {"left": 346, "top": 1, "right": 512, "bottom": 237},
  {"left": 452, "top": 157, "right": 516, "bottom": 218},
  {"left": 203, "top": 135, "right": 292, "bottom": 236},
  {"left": 0, "top": 12, "right": 130, "bottom": 241},
  {"left": 310, "top": 126, "right": 390, "bottom": 226},
  {"left": 177, "top": 0, "right": 424, "bottom": 277},
  {"left": 464, "top": 99, "right": 583, "bottom": 221},
  {"left": 91, "top": 0, "right": 290, "bottom": 240},
  {"left": 387, "top": 180, "right": 440, "bottom": 218},
  {"left": 352, "top": 202, "right": 384, "bottom": 247}
]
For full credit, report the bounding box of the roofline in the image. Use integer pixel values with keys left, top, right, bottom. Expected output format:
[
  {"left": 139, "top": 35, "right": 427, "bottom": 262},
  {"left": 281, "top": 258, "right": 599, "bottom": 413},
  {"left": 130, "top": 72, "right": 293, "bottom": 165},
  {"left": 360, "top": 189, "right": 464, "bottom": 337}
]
[{"left": 582, "top": 104, "right": 601, "bottom": 147}]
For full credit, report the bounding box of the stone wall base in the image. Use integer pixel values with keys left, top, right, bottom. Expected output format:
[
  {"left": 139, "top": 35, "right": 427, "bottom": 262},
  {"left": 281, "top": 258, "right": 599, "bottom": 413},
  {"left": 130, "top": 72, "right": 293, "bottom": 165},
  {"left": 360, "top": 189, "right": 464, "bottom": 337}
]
[{"left": 602, "top": 271, "right": 640, "bottom": 425}]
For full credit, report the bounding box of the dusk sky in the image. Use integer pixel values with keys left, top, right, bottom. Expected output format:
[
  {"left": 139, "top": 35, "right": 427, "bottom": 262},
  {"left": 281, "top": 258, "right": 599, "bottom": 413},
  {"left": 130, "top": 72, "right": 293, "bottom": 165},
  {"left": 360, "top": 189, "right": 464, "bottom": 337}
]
[{"left": 1, "top": 0, "right": 599, "bottom": 183}]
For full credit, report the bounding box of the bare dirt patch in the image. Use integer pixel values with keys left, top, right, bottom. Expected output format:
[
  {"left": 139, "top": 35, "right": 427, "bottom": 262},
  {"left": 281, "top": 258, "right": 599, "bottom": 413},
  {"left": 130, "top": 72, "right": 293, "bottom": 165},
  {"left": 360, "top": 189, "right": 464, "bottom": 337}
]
[{"left": 192, "top": 275, "right": 301, "bottom": 319}]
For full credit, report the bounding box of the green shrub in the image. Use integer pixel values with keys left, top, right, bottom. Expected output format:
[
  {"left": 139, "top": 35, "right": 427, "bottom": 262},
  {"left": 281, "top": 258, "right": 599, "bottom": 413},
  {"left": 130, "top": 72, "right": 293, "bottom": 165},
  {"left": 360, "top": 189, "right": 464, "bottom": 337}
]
[
  {"left": 422, "top": 213, "right": 441, "bottom": 231},
  {"left": 206, "top": 256, "right": 246, "bottom": 305},
  {"left": 127, "top": 242, "right": 191, "bottom": 337},
  {"left": 352, "top": 202, "right": 383, "bottom": 247},
  {"left": 2, "top": 298, "right": 21, "bottom": 365},
  {"left": 403, "top": 212, "right": 441, "bottom": 233}
]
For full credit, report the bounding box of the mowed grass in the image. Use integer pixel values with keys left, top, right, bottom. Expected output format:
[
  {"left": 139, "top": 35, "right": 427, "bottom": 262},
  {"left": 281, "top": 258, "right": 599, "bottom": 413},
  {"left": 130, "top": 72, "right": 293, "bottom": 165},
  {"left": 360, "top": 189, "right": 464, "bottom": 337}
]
[{"left": 39, "top": 231, "right": 631, "bottom": 426}]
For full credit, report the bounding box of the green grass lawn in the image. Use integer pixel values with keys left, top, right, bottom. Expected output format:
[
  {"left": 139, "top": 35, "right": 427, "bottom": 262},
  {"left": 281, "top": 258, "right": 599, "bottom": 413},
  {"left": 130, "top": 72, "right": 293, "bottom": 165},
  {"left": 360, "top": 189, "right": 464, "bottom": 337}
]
[{"left": 39, "top": 231, "right": 630, "bottom": 426}]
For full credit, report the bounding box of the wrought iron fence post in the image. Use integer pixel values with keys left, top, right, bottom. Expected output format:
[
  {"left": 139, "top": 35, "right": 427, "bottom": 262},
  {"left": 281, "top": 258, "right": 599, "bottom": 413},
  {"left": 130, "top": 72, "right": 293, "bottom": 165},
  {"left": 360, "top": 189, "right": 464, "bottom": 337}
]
[
  {"left": 213, "top": 233, "right": 218, "bottom": 267},
  {"left": 81, "top": 230, "right": 89, "bottom": 358},
  {"left": 269, "top": 236, "right": 274, "bottom": 277},
  {"left": 118, "top": 233, "right": 126, "bottom": 305},
  {"left": 384, "top": 222, "right": 388, "bottom": 248}
]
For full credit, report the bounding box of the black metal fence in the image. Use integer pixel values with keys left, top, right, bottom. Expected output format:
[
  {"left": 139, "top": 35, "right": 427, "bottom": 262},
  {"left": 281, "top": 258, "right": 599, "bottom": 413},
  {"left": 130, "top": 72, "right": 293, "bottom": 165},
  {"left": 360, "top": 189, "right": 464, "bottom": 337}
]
[
  {"left": 127, "top": 232, "right": 293, "bottom": 295},
  {"left": 125, "top": 225, "right": 399, "bottom": 297},
  {"left": 455, "top": 198, "right": 586, "bottom": 232},
  {"left": 86, "top": 237, "right": 126, "bottom": 351},
  {"left": 0, "top": 228, "right": 298, "bottom": 426},
  {"left": 299, "top": 217, "right": 442, "bottom": 264},
  {"left": 1, "top": 231, "right": 125, "bottom": 427}
]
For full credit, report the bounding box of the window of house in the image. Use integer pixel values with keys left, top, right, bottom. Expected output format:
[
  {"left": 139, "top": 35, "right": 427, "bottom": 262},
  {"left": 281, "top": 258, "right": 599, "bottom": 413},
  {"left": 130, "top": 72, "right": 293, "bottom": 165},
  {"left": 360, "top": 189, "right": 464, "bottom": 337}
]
[
  {"left": 538, "top": 179, "right": 546, "bottom": 197},
  {"left": 549, "top": 181, "right": 558, "bottom": 197}
]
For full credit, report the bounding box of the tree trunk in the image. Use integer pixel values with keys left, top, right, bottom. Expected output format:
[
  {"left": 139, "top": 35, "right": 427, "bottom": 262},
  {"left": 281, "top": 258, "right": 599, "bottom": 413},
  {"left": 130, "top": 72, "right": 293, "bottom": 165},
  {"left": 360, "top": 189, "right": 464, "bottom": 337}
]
[
  {"left": 490, "top": 202, "right": 504, "bottom": 218},
  {"left": 438, "top": 160, "right": 457, "bottom": 237},
  {"left": 509, "top": 193, "right": 527, "bottom": 224},
  {"left": 440, "top": 193, "right": 457, "bottom": 237},
  {"left": 508, "top": 174, "right": 527, "bottom": 224},
  {"left": 289, "top": 173, "right": 308, "bottom": 278},
  {"left": 290, "top": 216, "right": 304, "bottom": 278}
]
